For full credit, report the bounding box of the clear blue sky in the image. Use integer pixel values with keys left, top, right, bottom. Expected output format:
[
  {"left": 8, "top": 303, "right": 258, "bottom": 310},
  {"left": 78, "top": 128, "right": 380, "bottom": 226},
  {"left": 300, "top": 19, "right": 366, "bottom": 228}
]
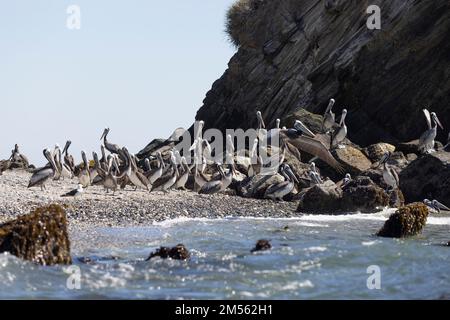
[{"left": 0, "top": 0, "right": 236, "bottom": 165}]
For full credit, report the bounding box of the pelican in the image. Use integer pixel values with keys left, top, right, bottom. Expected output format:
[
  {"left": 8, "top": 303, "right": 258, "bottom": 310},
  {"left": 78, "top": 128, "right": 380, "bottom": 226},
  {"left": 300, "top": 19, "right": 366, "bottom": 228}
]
[
  {"left": 279, "top": 123, "right": 344, "bottom": 173},
  {"left": 61, "top": 184, "right": 84, "bottom": 198},
  {"left": 123, "top": 148, "right": 150, "bottom": 191},
  {"left": 103, "top": 155, "right": 120, "bottom": 194},
  {"left": 331, "top": 109, "right": 348, "bottom": 149},
  {"left": 309, "top": 162, "right": 323, "bottom": 185},
  {"left": 264, "top": 164, "right": 299, "bottom": 201},
  {"left": 378, "top": 152, "right": 399, "bottom": 190},
  {"left": 78, "top": 151, "right": 91, "bottom": 188},
  {"left": 28, "top": 149, "right": 57, "bottom": 190},
  {"left": 256, "top": 111, "right": 268, "bottom": 141},
  {"left": 54, "top": 144, "right": 73, "bottom": 180},
  {"left": 194, "top": 165, "right": 209, "bottom": 192},
  {"left": 99, "top": 145, "right": 109, "bottom": 172},
  {"left": 100, "top": 127, "right": 124, "bottom": 157},
  {"left": 175, "top": 157, "right": 190, "bottom": 190},
  {"left": 423, "top": 199, "right": 450, "bottom": 213},
  {"left": 145, "top": 152, "right": 165, "bottom": 184},
  {"left": 419, "top": 109, "right": 444, "bottom": 153},
  {"left": 62, "top": 140, "right": 75, "bottom": 173},
  {"left": 151, "top": 151, "right": 179, "bottom": 192},
  {"left": 322, "top": 99, "right": 336, "bottom": 133},
  {"left": 337, "top": 173, "right": 352, "bottom": 189},
  {"left": 249, "top": 138, "right": 263, "bottom": 177},
  {"left": 199, "top": 164, "right": 235, "bottom": 194}
]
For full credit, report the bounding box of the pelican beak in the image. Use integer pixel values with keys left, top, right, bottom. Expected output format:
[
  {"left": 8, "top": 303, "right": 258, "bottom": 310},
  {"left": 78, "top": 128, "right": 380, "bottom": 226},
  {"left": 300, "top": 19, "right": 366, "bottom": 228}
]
[
  {"left": 294, "top": 120, "right": 315, "bottom": 138},
  {"left": 63, "top": 141, "right": 71, "bottom": 154},
  {"left": 435, "top": 115, "right": 444, "bottom": 130}
]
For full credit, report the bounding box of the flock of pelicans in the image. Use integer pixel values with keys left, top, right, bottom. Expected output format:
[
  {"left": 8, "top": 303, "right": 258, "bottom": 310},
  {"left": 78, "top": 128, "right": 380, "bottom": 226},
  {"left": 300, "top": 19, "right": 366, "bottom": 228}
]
[{"left": 15, "top": 99, "right": 450, "bottom": 213}]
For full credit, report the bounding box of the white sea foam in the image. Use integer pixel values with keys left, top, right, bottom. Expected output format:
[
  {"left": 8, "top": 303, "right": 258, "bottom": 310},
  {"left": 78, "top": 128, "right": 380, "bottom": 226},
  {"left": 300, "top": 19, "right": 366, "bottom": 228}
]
[{"left": 305, "top": 246, "right": 327, "bottom": 252}]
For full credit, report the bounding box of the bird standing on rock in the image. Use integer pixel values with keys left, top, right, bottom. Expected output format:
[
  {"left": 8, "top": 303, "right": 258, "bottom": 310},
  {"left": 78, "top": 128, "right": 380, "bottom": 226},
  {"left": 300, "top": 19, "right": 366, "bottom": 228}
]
[
  {"left": 423, "top": 199, "right": 450, "bottom": 213},
  {"left": 419, "top": 109, "right": 444, "bottom": 154},
  {"left": 378, "top": 152, "right": 399, "bottom": 191},
  {"left": 322, "top": 98, "right": 336, "bottom": 133},
  {"left": 331, "top": 109, "right": 348, "bottom": 149}
]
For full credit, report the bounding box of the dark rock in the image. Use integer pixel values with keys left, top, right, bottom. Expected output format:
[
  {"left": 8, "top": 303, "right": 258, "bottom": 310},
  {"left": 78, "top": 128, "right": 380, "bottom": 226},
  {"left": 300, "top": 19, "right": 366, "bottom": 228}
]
[
  {"left": 0, "top": 204, "right": 72, "bottom": 265},
  {"left": 237, "top": 174, "right": 285, "bottom": 199},
  {"left": 399, "top": 152, "right": 450, "bottom": 203},
  {"left": 396, "top": 140, "right": 444, "bottom": 156},
  {"left": 298, "top": 180, "right": 342, "bottom": 214},
  {"left": 363, "top": 143, "right": 396, "bottom": 163},
  {"left": 146, "top": 244, "right": 190, "bottom": 261},
  {"left": 377, "top": 203, "right": 429, "bottom": 238},
  {"left": 195, "top": 0, "right": 450, "bottom": 148},
  {"left": 251, "top": 239, "right": 272, "bottom": 253},
  {"left": 341, "top": 176, "right": 389, "bottom": 213}
]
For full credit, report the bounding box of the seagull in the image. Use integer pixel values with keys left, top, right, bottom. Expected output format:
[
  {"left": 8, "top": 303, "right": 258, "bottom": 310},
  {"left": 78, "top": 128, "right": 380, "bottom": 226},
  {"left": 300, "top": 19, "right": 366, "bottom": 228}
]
[
  {"left": 423, "top": 199, "right": 450, "bottom": 213},
  {"left": 61, "top": 184, "right": 84, "bottom": 198}
]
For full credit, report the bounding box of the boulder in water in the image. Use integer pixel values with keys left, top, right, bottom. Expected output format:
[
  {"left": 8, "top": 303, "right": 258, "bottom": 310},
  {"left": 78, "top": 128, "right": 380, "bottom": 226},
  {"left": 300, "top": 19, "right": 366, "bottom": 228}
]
[
  {"left": 377, "top": 203, "right": 429, "bottom": 238},
  {"left": 251, "top": 240, "right": 272, "bottom": 253},
  {"left": 146, "top": 244, "right": 190, "bottom": 261},
  {"left": 0, "top": 204, "right": 72, "bottom": 265}
]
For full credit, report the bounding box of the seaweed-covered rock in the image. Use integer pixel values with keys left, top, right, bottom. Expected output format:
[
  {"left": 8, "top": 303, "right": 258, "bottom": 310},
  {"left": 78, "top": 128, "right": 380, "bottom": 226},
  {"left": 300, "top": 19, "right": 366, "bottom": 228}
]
[
  {"left": 341, "top": 176, "right": 389, "bottom": 213},
  {"left": 237, "top": 174, "right": 285, "bottom": 198},
  {"left": 377, "top": 203, "right": 429, "bottom": 238},
  {"left": 334, "top": 146, "right": 372, "bottom": 175},
  {"left": 146, "top": 244, "right": 190, "bottom": 261},
  {"left": 399, "top": 152, "right": 450, "bottom": 203},
  {"left": 298, "top": 180, "right": 342, "bottom": 214},
  {"left": 363, "top": 143, "right": 396, "bottom": 163},
  {"left": 251, "top": 239, "right": 272, "bottom": 253},
  {"left": 0, "top": 204, "right": 72, "bottom": 265}
]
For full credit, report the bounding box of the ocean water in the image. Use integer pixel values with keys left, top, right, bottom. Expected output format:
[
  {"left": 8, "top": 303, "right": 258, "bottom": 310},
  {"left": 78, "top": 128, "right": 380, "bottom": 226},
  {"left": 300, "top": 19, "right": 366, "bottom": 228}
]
[{"left": 0, "top": 210, "right": 449, "bottom": 300}]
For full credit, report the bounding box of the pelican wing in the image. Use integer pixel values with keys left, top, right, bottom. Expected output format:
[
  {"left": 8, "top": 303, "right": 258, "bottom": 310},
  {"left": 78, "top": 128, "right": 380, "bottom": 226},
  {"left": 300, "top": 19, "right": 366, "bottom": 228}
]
[
  {"left": 281, "top": 132, "right": 344, "bottom": 173},
  {"left": 423, "top": 109, "right": 432, "bottom": 129},
  {"left": 265, "top": 181, "right": 289, "bottom": 198},
  {"left": 199, "top": 180, "right": 222, "bottom": 194},
  {"left": 28, "top": 166, "right": 53, "bottom": 188}
]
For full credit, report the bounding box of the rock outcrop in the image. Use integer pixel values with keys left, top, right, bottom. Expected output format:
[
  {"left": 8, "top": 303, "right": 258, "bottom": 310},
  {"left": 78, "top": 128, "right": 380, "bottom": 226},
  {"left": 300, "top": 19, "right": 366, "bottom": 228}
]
[
  {"left": 377, "top": 203, "right": 429, "bottom": 238},
  {"left": 399, "top": 152, "right": 450, "bottom": 204},
  {"left": 0, "top": 204, "right": 72, "bottom": 265},
  {"left": 195, "top": 0, "right": 450, "bottom": 147},
  {"left": 341, "top": 176, "right": 389, "bottom": 213},
  {"left": 237, "top": 173, "right": 285, "bottom": 198},
  {"left": 298, "top": 180, "right": 342, "bottom": 214}
]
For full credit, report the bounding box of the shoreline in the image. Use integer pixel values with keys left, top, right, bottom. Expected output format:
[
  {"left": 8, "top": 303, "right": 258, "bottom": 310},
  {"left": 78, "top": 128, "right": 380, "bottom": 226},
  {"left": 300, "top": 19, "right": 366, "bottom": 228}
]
[{"left": 0, "top": 170, "right": 299, "bottom": 228}]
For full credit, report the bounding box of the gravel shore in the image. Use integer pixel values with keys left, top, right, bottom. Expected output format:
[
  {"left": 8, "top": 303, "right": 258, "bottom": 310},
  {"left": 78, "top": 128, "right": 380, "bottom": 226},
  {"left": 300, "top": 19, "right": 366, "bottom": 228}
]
[{"left": 0, "top": 170, "right": 300, "bottom": 228}]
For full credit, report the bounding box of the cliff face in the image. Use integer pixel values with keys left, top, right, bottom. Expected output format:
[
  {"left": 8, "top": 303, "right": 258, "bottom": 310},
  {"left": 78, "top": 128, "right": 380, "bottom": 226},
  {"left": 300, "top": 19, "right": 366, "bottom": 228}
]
[{"left": 195, "top": 0, "right": 450, "bottom": 146}]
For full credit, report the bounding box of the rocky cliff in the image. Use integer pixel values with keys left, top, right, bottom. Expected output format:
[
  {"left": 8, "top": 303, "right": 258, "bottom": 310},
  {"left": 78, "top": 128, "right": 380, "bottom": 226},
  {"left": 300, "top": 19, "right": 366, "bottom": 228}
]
[{"left": 195, "top": 0, "right": 450, "bottom": 146}]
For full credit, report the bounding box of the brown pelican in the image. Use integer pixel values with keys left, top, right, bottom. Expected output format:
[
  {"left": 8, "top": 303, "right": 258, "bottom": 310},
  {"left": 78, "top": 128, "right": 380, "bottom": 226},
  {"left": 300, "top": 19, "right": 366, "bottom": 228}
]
[
  {"left": 249, "top": 138, "right": 263, "bottom": 177},
  {"left": 145, "top": 152, "right": 165, "bottom": 184},
  {"left": 423, "top": 199, "right": 450, "bottom": 213},
  {"left": 308, "top": 162, "right": 323, "bottom": 185},
  {"left": 10, "top": 144, "right": 29, "bottom": 167},
  {"left": 28, "top": 149, "right": 57, "bottom": 190},
  {"left": 61, "top": 184, "right": 84, "bottom": 198},
  {"left": 279, "top": 123, "right": 344, "bottom": 173},
  {"left": 123, "top": 148, "right": 150, "bottom": 191},
  {"left": 151, "top": 151, "right": 179, "bottom": 192},
  {"left": 54, "top": 144, "right": 73, "bottom": 180},
  {"left": 419, "top": 109, "right": 444, "bottom": 153},
  {"left": 175, "top": 157, "right": 190, "bottom": 190},
  {"left": 194, "top": 165, "right": 209, "bottom": 192},
  {"left": 264, "top": 164, "right": 299, "bottom": 201},
  {"left": 99, "top": 145, "right": 109, "bottom": 172},
  {"left": 79, "top": 151, "right": 91, "bottom": 188},
  {"left": 337, "top": 173, "right": 352, "bottom": 189},
  {"left": 103, "top": 155, "right": 120, "bottom": 194},
  {"left": 100, "top": 127, "right": 126, "bottom": 161},
  {"left": 378, "top": 152, "right": 399, "bottom": 190},
  {"left": 199, "top": 164, "right": 234, "bottom": 194},
  {"left": 331, "top": 109, "right": 348, "bottom": 149},
  {"left": 322, "top": 99, "right": 336, "bottom": 133},
  {"left": 62, "top": 140, "right": 75, "bottom": 173}
]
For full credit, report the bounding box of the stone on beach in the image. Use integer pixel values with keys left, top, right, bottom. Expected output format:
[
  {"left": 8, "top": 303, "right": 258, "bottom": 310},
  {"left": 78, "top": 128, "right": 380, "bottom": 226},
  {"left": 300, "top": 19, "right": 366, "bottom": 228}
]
[
  {"left": 377, "top": 203, "right": 429, "bottom": 238},
  {"left": 0, "top": 204, "right": 72, "bottom": 265},
  {"left": 146, "top": 244, "right": 190, "bottom": 261}
]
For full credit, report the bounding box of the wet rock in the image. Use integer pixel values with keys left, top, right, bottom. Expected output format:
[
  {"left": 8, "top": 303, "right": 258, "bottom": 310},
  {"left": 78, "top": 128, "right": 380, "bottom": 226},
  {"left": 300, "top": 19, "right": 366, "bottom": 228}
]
[
  {"left": 146, "top": 244, "right": 190, "bottom": 261},
  {"left": 0, "top": 204, "right": 72, "bottom": 265},
  {"left": 251, "top": 239, "right": 272, "bottom": 253},
  {"left": 399, "top": 152, "right": 450, "bottom": 203},
  {"left": 377, "top": 203, "right": 429, "bottom": 238},
  {"left": 341, "top": 176, "right": 389, "bottom": 213},
  {"left": 298, "top": 180, "right": 342, "bottom": 214},
  {"left": 396, "top": 140, "right": 444, "bottom": 156},
  {"left": 333, "top": 146, "right": 372, "bottom": 176},
  {"left": 237, "top": 174, "right": 285, "bottom": 199},
  {"left": 363, "top": 143, "right": 396, "bottom": 163}
]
